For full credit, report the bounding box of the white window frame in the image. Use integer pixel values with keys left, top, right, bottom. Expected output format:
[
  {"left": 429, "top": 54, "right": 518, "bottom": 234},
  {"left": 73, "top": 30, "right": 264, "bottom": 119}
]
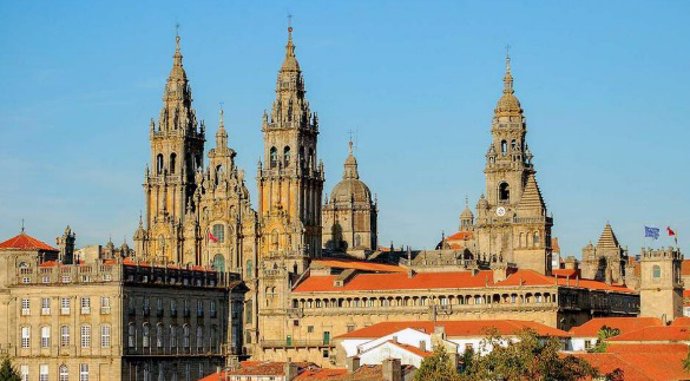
[
  {"left": 100, "top": 296, "right": 111, "bottom": 314},
  {"left": 40, "top": 326, "right": 51, "bottom": 348},
  {"left": 21, "top": 326, "right": 30, "bottom": 348},
  {"left": 79, "top": 363, "right": 89, "bottom": 381},
  {"left": 41, "top": 297, "right": 51, "bottom": 315},
  {"left": 39, "top": 364, "right": 48, "bottom": 381},
  {"left": 80, "top": 297, "right": 91, "bottom": 315},
  {"left": 21, "top": 298, "right": 30, "bottom": 316},
  {"left": 101, "top": 324, "right": 111, "bottom": 348},
  {"left": 61, "top": 325, "right": 70, "bottom": 347},
  {"left": 20, "top": 364, "right": 28, "bottom": 381},
  {"left": 60, "top": 297, "right": 71, "bottom": 315},
  {"left": 59, "top": 364, "right": 69, "bottom": 381},
  {"left": 80, "top": 325, "right": 91, "bottom": 348}
]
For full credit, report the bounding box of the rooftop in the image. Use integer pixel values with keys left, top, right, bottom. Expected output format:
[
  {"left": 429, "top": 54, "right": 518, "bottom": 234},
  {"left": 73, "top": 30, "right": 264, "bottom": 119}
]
[
  {"left": 335, "top": 319, "right": 570, "bottom": 339},
  {"left": 569, "top": 317, "right": 663, "bottom": 337},
  {"left": 0, "top": 231, "right": 58, "bottom": 252}
]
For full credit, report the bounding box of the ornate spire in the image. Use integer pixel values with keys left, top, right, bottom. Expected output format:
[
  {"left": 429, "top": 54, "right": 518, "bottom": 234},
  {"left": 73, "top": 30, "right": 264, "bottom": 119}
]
[
  {"left": 158, "top": 30, "right": 198, "bottom": 133},
  {"left": 216, "top": 105, "right": 228, "bottom": 148},
  {"left": 280, "top": 24, "right": 300, "bottom": 73},
  {"left": 503, "top": 51, "right": 514, "bottom": 94},
  {"left": 343, "top": 139, "right": 359, "bottom": 179},
  {"left": 494, "top": 52, "right": 522, "bottom": 116}
]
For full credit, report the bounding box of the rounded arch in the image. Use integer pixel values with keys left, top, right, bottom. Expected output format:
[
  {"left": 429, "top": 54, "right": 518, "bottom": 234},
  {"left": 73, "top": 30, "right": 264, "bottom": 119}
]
[
  {"left": 157, "top": 154, "right": 164, "bottom": 175},
  {"left": 170, "top": 153, "right": 177, "bottom": 174},
  {"left": 270, "top": 229, "right": 279, "bottom": 251},
  {"left": 212, "top": 254, "right": 225, "bottom": 271},
  {"left": 499, "top": 182, "right": 510, "bottom": 202},
  {"left": 269, "top": 147, "right": 278, "bottom": 168},
  {"left": 501, "top": 140, "right": 508, "bottom": 155},
  {"left": 533, "top": 231, "right": 540, "bottom": 247}
]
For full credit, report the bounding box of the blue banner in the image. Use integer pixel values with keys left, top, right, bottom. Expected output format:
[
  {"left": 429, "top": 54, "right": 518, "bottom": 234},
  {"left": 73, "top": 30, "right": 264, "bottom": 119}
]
[{"left": 644, "top": 226, "right": 660, "bottom": 240}]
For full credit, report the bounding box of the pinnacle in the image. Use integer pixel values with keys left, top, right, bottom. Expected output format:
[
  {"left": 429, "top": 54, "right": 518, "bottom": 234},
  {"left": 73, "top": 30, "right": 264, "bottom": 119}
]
[
  {"left": 517, "top": 173, "right": 546, "bottom": 212},
  {"left": 597, "top": 223, "right": 620, "bottom": 250}
]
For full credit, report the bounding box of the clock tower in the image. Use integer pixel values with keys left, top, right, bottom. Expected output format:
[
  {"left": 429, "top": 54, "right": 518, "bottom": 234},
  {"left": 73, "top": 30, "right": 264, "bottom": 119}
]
[{"left": 473, "top": 54, "right": 553, "bottom": 274}]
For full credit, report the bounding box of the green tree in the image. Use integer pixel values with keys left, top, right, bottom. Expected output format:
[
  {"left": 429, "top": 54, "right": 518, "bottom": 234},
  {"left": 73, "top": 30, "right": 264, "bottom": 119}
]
[
  {"left": 461, "top": 329, "right": 598, "bottom": 381},
  {"left": 414, "top": 345, "right": 462, "bottom": 381},
  {"left": 589, "top": 325, "right": 620, "bottom": 353},
  {"left": 0, "top": 356, "right": 21, "bottom": 381},
  {"left": 683, "top": 348, "right": 690, "bottom": 372}
]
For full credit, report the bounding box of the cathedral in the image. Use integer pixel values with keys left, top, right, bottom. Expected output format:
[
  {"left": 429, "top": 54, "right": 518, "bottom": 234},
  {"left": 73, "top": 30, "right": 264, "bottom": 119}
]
[{"left": 126, "top": 26, "right": 677, "bottom": 367}]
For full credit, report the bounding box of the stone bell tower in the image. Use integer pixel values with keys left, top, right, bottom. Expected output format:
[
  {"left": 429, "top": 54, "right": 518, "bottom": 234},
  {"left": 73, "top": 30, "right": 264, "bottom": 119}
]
[
  {"left": 256, "top": 25, "right": 324, "bottom": 356},
  {"left": 473, "top": 54, "right": 553, "bottom": 274},
  {"left": 141, "top": 33, "right": 205, "bottom": 263},
  {"left": 639, "top": 247, "right": 683, "bottom": 323}
]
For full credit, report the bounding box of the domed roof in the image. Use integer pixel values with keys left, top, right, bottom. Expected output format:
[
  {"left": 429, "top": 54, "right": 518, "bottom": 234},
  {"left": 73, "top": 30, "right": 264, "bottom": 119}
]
[
  {"left": 329, "top": 141, "right": 372, "bottom": 204},
  {"left": 460, "top": 206, "right": 474, "bottom": 219},
  {"left": 494, "top": 55, "right": 523, "bottom": 116}
]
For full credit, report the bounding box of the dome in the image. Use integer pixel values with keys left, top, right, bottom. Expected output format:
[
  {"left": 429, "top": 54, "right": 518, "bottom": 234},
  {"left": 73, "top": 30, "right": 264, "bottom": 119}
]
[
  {"left": 330, "top": 178, "right": 372, "bottom": 204},
  {"left": 494, "top": 55, "right": 523, "bottom": 116},
  {"left": 460, "top": 206, "right": 474, "bottom": 219},
  {"left": 328, "top": 141, "right": 372, "bottom": 205}
]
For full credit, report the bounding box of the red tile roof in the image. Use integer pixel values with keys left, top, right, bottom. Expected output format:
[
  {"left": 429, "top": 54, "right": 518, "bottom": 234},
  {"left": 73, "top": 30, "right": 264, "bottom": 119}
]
[
  {"left": 608, "top": 326, "right": 690, "bottom": 342},
  {"left": 335, "top": 320, "right": 569, "bottom": 339},
  {"left": 671, "top": 317, "right": 690, "bottom": 327},
  {"left": 294, "top": 365, "right": 416, "bottom": 381},
  {"left": 0, "top": 232, "right": 58, "bottom": 252},
  {"left": 682, "top": 259, "right": 690, "bottom": 276},
  {"left": 496, "top": 269, "right": 636, "bottom": 293},
  {"left": 552, "top": 268, "right": 579, "bottom": 278},
  {"left": 446, "top": 231, "right": 473, "bottom": 241},
  {"left": 311, "top": 259, "right": 406, "bottom": 273},
  {"left": 199, "top": 361, "right": 315, "bottom": 380},
  {"left": 293, "top": 270, "right": 493, "bottom": 292},
  {"left": 387, "top": 341, "right": 432, "bottom": 358},
  {"left": 569, "top": 317, "right": 663, "bottom": 337},
  {"left": 575, "top": 343, "right": 690, "bottom": 381}
]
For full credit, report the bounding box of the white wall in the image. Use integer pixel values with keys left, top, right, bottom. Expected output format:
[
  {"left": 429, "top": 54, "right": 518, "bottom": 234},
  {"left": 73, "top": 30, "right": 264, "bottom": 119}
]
[{"left": 358, "top": 342, "right": 425, "bottom": 368}]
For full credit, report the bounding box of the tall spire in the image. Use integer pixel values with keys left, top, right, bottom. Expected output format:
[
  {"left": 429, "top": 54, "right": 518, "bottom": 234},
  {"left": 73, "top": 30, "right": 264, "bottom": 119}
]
[
  {"left": 503, "top": 49, "right": 514, "bottom": 94},
  {"left": 494, "top": 51, "right": 522, "bottom": 116},
  {"left": 280, "top": 23, "right": 300, "bottom": 73},
  {"left": 343, "top": 139, "right": 359, "bottom": 179},
  {"left": 216, "top": 105, "right": 228, "bottom": 148}
]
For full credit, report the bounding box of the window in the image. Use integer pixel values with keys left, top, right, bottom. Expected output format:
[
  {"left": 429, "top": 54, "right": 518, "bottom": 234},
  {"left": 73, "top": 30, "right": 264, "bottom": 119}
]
[
  {"left": 101, "top": 325, "right": 111, "bottom": 348},
  {"left": 156, "top": 323, "right": 164, "bottom": 348},
  {"left": 270, "top": 230, "right": 279, "bottom": 250},
  {"left": 185, "top": 363, "right": 191, "bottom": 381},
  {"left": 183, "top": 325, "right": 190, "bottom": 348},
  {"left": 157, "top": 154, "right": 164, "bottom": 175},
  {"left": 143, "top": 297, "right": 151, "bottom": 316},
  {"left": 61, "top": 325, "right": 70, "bottom": 347},
  {"left": 322, "top": 349, "right": 329, "bottom": 358},
  {"left": 59, "top": 364, "right": 69, "bottom": 381},
  {"left": 501, "top": 140, "right": 507, "bottom": 155},
  {"left": 212, "top": 254, "right": 225, "bottom": 271},
  {"left": 128, "top": 323, "right": 136, "bottom": 348},
  {"left": 80, "top": 325, "right": 91, "bottom": 348},
  {"left": 197, "top": 300, "right": 204, "bottom": 317},
  {"left": 212, "top": 224, "right": 224, "bottom": 243},
  {"left": 170, "top": 153, "right": 177, "bottom": 174},
  {"left": 210, "top": 301, "right": 217, "bottom": 318},
  {"left": 511, "top": 139, "right": 517, "bottom": 151},
  {"left": 170, "top": 325, "right": 178, "bottom": 348},
  {"left": 79, "top": 364, "right": 89, "bottom": 381},
  {"left": 653, "top": 265, "right": 662, "bottom": 279},
  {"left": 142, "top": 323, "right": 150, "bottom": 348},
  {"left": 283, "top": 146, "right": 291, "bottom": 167},
  {"left": 60, "top": 297, "right": 70, "bottom": 315},
  {"left": 41, "top": 297, "right": 50, "bottom": 315},
  {"left": 323, "top": 331, "right": 330, "bottom": 345},
  {"left": 584, "top": 340, "right": 592, "bottom": 350},
  {"left": 246, "top": 260, "right": 253, "bottom": 277},
  {"left": 183, "top": 299, "right": 190, "bottom": 317},
  {"left": 20, "top": 365, "right": 28, "bottom": 381},
  {"left": 170, "top": 299, "right": 178, "bottom": 316},
  {"left": 41, "top": 326, "right": 50, "bottom": 348},
  {"left": 21, "top": 326, "right": 30, "bottom": 348},
  {"left": 21, "top": 298, "right": 30, "bottom": 316},
  {"left": 196, "top": 326, "right": 203, "bottom": 349},
  {"left": 80, "top": 297, "right": 91, "bottom": 315},
  {"left": 269, "top": 147, "right": 278, "bottom": 168},
  {"left": 307, "top": 325, "right": 314, "bottom": 333},
  {"left": 533, "top": 231, "right": 540, "bottom": 246},
  {"left": 39, "top": 364, "right": 48, "bottom": 381},
  {"left": 499, "top": 182, "right": 510, "bottom": 202},
  {"left": 156, "top": 298, "right": 164, "bottom": 317},
  {"left": 100, "top": 297, "right": 111, "bottom": 314},
  {"left": 245, "top": 302, "right": 253, "bottom": 324}
]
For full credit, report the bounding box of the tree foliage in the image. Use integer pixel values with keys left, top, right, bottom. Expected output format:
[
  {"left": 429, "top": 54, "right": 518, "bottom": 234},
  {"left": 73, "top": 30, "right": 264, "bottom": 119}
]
[
  {"left": 589, "top": 325, "right": 620, "bottom": 353},
  {"left": 414, "top": 345, "right": 462, "bottom": 381},
  {"left": 0, "top": 357, "right": 21, "bottom": 381},
  {"left": 460, "top": 329, "right": 598, "bottom": 381}
]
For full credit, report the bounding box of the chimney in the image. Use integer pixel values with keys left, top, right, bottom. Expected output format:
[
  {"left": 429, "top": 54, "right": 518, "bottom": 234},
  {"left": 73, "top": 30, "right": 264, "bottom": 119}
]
[
  {"left": 284, "top": 360, "right": 298, "bottom": 381},
  {"left": 346, "top": 356, "right": 360, "bottom": 374},
  {"left": 434, "top": 325, "right": 446, "bottom": 339},
  {"left": 392, "top": 335, "right": 398, "bottom": 343},
  {"left": 419, "top": 340, "right": 427, "bottom": 352},
  {"left": 382, "top": 358, "right": 402, "bottom": 381}
]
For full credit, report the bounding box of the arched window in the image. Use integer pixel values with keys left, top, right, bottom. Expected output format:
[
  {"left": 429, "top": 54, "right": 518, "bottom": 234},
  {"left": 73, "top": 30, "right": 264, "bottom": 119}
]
[
  {"left": 212, "top": 254, "right": 225, "bottom": 271},
  {"left": 20, "top": 326, "right": 30, "bottom": 348},
  {"left": 269, "top": 147, "right": 278, "bottom": 168},
  {"left": 40, "top": 325, "right": 50, "bottom": 348},
  {"left": 196, "top": 326, "right": 204, "bottom": 349},
  {"left": 128, "top": 323, "right": 136, "bottom": 348},
  {"left": 511, "top": 139, "right": 517, "bottom": 151},
  {"left": 308, "top": 148, "right": 314, "bottom": 168},
  {"left": 210, "top": 325, "right": 218, "bottom": 350},
  {"left": 499, "top": 182, "right": 510, "bottom": 202},
  {"left": 215, "top": 164, "right": 224, "bottom": 186},
  {"left": 354, "top": 234, "right": 362, "bottom": 248},
  {"left": 100, "top": 324, "right": 111, "bottom": 348},
  {"left": 156, "top": 323, "right": 164, "bottom": 349},
  {"left": 501, "top": 140, "right": 507, "bottom": 155},
  {"left": 519, "top": 232, "right": 525, "bottom": 247},
  {"left": 653, "top": 265, "right": 661, "bottom": 279},
  {"left": 157, "top": 154, "right": 164, "bottom": 175},
  {"left": 211, "top": 224, "right": 224, "bottom": 243},
  {"left": 283, "top": 146, "right": 291, "bottom": 167},
  {"left": 59, "top": 364, "right": 69, "bottom": 381},
  {"left": 299, "top": 146, "right": 305, "bottom": 168},
  {"left": 60, "top": 325, "right": 70, "bottom": 347},
  {"left": 246, "top": 260, "right": 253, "bottom": 276},
  {"left": 170, "top": 325, "right": 178, "bottom": 348},
  {"left": 271, "top": 230, "right": 279, "bottom": 251},
  {"left": 142, "top": 323, "right": 150, "bottom": 348},
  {"left": 533, "top": 231, "right": 540, "bottom": 247},
  {"left": 170, "top": 153, "right": 177, "bottom": 174},
  {"left": 183, "top": 325, "right": 190, "bottom": 349},
  {"left": 80, "top": 325, "right": 91, "bottom": 348}
]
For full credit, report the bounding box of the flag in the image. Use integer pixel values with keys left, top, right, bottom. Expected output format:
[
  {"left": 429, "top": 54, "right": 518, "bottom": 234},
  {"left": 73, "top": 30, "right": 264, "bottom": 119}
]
[
  {"left": 644, "top": 226, "right": 660, "bottom": 240},
  {"left": 667, "top": 226, "right": 676, "bottom": 237},
  {"left": 208, "top": 232, "right": 219, "bottom": 243}
]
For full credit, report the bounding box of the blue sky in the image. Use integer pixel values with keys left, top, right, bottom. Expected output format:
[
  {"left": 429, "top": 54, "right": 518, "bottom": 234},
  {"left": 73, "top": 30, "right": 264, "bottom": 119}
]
[{"left": 0, "top": 1, "right": 688, "bottom": 258}]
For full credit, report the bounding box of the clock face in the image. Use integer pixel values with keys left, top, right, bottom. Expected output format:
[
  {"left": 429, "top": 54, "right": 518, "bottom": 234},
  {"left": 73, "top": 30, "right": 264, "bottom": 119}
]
[{"left": 496, "top": 207, "right": 506, "bottom": 217}]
